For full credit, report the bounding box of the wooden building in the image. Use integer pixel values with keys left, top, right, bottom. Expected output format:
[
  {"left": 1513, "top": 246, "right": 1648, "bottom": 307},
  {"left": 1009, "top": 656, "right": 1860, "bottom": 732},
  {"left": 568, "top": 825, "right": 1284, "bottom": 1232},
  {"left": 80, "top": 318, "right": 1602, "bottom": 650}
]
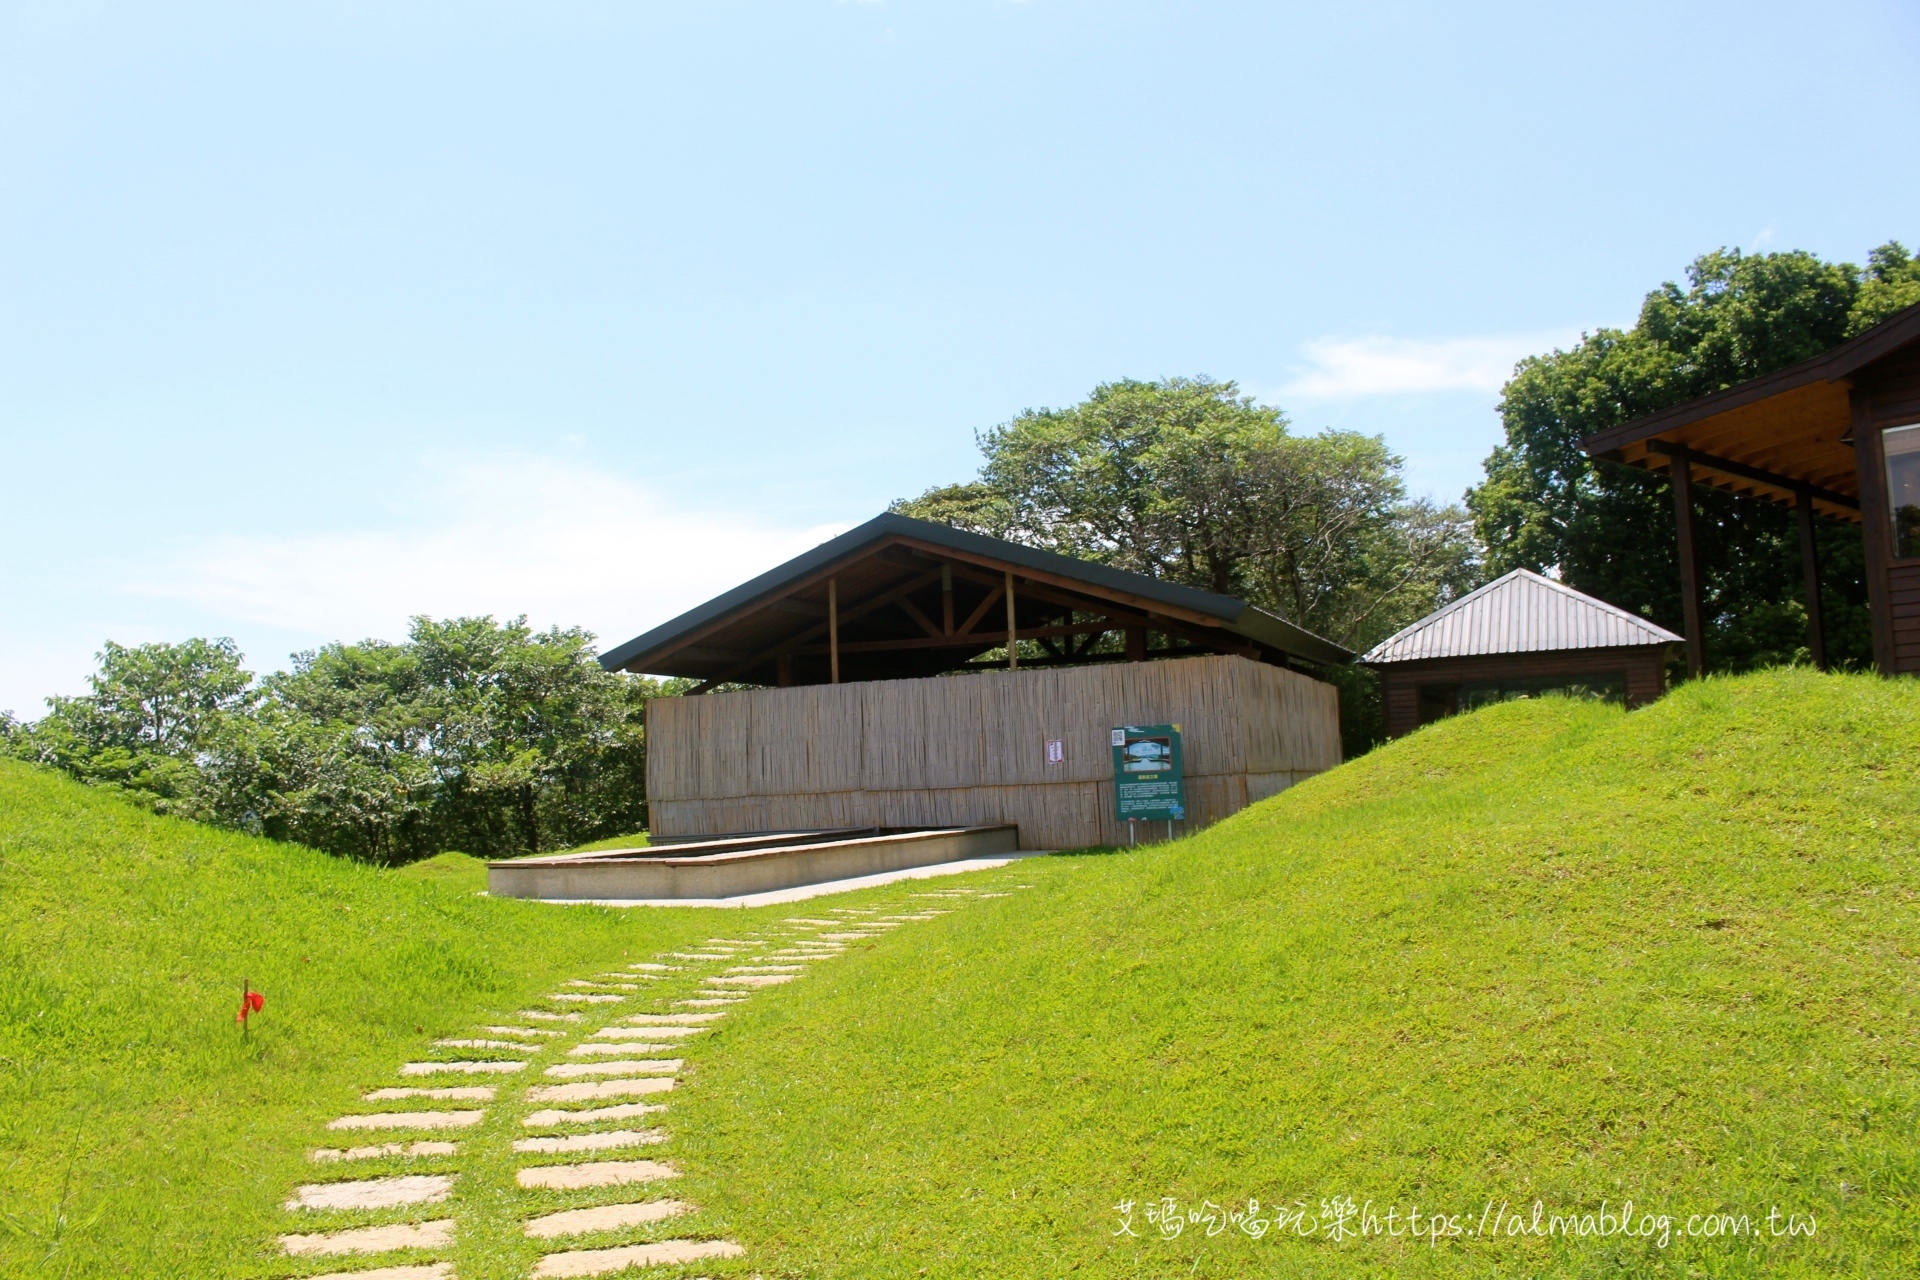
[
  {"left": 601, "top": 513, "right": 1349, "bottom": 848},
  {"left": 1364, "top": 568, "right": 1682, "bottom": 738},
  {"left": 1582, "top": 300, "right": 1920, "bottom": 675}
]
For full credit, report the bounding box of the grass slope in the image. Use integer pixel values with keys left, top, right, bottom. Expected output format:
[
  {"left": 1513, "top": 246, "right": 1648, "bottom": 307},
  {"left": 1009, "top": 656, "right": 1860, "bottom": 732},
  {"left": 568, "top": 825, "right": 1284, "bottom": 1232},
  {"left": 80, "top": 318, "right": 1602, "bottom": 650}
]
[
  {"left": 0, "top": 763, "right": 717, "bottom": 1279},
  {"left": 677, "top": 671, "right": 1920, "bottom": 1278}
]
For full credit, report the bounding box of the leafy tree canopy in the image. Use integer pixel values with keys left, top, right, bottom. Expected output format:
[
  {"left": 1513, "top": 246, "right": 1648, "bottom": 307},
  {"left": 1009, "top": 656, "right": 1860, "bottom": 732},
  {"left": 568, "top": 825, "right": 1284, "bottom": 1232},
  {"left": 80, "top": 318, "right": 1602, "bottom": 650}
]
[
  {"left": 894, "top": 376, "right": 1481, "bottom": 653},
  {"left": 5, "top": 618, "right": 657, "bottom": 865}
]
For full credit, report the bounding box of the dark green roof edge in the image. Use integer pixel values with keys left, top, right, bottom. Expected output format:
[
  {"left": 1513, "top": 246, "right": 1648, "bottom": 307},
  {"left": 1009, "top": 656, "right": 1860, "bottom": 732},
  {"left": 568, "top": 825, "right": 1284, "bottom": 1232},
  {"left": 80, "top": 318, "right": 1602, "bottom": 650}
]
[{"left": 598, "top": 512, "right": 1353, "bottom": 673}]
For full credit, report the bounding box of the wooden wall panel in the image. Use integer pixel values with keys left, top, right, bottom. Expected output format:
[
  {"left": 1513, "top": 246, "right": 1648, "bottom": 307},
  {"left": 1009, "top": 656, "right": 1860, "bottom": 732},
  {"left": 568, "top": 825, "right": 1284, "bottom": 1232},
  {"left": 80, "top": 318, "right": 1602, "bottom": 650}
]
[
  {"left": 647, "top": 655, "right": 1340, "bottom": 847},
  {"left": 1373, "top": 645, "right": 1674, "bottom": 739}
]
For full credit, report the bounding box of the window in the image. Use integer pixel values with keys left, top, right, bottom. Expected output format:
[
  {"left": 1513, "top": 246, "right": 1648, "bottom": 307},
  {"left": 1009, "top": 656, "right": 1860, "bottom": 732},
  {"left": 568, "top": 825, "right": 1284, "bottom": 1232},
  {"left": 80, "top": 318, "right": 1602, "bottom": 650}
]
[
  {"left": 1886, "top": 423, "right": 1920, "bottom": 559},
  {"left": 1456, "top": 675, "right": 1626, "bottom": 712}
]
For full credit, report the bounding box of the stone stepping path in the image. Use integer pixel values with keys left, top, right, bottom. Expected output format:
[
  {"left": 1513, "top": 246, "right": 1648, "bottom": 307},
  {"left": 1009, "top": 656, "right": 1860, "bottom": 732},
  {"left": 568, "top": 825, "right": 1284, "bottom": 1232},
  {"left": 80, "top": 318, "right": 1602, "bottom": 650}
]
[
  {"left": 522, "top": 1101, "right": 665, "bottom": 1127},
  {"left": 311, "top": 1141, "right": 459, "bottom": 1163},
  {"left": 530, "top": 1238, "right": 743, "bottom": 1277},
  {"left": 400, "top": 1060, "right": 526, "bottom": 1076},
  {"left": 366, "top": 1086, "right": 495, "bottom": 1101},
  {"left": 327, "top": 1110, "right": 484, "bottom": 1131},
  {"left": 512, "top": 1128, "right": 667, "bottom": 1154},
  {"left": 527, "top": 1077, "right": 676, "bottom": 1103},
  {"left": 541, "top": 1059, "right": 679, "bottom": 1080},
  {"left": 523, "top": 1200, "right": 691, "bottom": 1238},
  {"left": 516, "top": 1159, "right": 679, "bottom": 1190},
  {"left": 270, "top": 877, "right": 1014, "bottom": 1278},
  {"left": 287, "top": 1174, "right": 453, "bottom": 1211},
  {"left": 281, "top": 1219, "right": 456, "bottom": 1256}
]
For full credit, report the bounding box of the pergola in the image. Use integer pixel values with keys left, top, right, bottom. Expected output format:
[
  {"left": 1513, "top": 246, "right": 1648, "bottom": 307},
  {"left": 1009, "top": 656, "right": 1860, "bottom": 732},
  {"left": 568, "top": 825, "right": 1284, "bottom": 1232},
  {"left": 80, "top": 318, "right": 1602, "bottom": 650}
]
[
  {"left": 600, "top": 512, "right": 1351, "bottom": 689},
  {"left": 1582, "top": 301, "right": 1920, "bottom": 676}
]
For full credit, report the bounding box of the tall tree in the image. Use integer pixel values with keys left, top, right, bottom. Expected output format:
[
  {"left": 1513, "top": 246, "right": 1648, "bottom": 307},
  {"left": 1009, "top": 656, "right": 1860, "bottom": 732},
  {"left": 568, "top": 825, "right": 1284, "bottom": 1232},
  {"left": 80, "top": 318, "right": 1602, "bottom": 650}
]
[
  {"left": 894, "top": 377, "right": 1482, "bottom": 753},
  {"left": 894, "top": 377, "right": 1480, "bottom": 651},
  {"left": 1465, "top": 245, "right": 1904, "bottom": 671}
]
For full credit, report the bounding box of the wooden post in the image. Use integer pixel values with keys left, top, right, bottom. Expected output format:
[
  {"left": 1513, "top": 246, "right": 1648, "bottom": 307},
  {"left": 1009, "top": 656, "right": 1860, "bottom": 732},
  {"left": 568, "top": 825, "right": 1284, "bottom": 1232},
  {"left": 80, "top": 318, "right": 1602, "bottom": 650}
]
[
  {"left": 1795, "top": 486, "right": 1827, "bottom": 671},
  {"left": 1669, "top": 450, "right": 1706, "bottom": 678},
  {"left": 1005, "top": 572, "right": 1017, "bottom": 669},
  {"left": 828, "top": 577, "right": 840, "bottom": 685},
  {"left": 941, "top": 563, "right": 954, "bottom": 635},
  {"left": 1853, "top": 389, "right": 1897, "bottom": 675},
  {"left": 775, "top": 653, "right": 793, "bottom": 687},
  {"left": 1125, "top": 626, "right": 1147, "bottom": 662}
]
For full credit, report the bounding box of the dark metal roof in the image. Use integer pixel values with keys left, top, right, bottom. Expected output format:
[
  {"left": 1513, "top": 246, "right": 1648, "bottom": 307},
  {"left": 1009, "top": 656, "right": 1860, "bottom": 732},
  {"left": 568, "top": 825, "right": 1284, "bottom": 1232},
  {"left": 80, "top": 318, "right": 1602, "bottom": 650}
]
[
  {"left": 599, "top": 512, "right": 1352, "bottom": 679},
  {"left": 1361, "top": 569, "right": 1682, "bottom": 663}
]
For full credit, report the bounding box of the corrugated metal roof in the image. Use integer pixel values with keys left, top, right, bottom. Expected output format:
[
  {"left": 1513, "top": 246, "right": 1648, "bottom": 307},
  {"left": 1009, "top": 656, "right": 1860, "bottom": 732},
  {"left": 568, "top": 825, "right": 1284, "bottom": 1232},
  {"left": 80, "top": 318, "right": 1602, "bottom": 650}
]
[{"left": 1361, "top": 569, "right": 1682, "bottom": 663}]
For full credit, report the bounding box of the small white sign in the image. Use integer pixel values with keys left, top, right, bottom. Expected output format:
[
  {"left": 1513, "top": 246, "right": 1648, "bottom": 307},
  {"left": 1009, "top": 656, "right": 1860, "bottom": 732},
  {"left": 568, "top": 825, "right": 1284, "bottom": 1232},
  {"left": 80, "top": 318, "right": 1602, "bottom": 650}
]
[
  {"left": 1111, "top": 728, "right": 1126, "bottom": 747},
  {"left": 1046, "top": 738, "right": 1065, "bottom": 765}
]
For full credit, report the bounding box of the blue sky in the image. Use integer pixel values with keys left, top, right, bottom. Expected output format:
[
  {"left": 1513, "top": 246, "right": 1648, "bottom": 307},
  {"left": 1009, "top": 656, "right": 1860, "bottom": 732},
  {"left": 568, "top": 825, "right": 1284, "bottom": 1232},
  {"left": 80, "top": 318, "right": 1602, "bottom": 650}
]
[{"left": 4, "top": 0, "right": 1917, "bottom": 714}]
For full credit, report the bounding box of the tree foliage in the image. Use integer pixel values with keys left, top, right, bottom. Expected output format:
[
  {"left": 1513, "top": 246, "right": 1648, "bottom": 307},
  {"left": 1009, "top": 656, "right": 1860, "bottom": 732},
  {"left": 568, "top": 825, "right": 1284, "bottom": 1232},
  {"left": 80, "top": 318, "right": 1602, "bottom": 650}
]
[
  {"left": 1465, "top": 244, "right": 1916, "bottom": 672},
  {"left": 894, "top": 377, "right": 1481, "bottom": 652},
  {"left": 5, "top": 618, "right": 656, "bottom": 864},
  {"left": 894, "top": 377, "right": 1483, "bottom": 755}
]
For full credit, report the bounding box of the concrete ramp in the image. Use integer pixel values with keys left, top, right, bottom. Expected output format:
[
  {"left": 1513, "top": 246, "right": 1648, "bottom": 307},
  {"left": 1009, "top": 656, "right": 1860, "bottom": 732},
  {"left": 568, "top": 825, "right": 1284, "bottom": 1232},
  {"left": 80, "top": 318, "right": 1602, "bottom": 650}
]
[{"left": 487, "top": 825, "right": 1020, "bottom": 902}]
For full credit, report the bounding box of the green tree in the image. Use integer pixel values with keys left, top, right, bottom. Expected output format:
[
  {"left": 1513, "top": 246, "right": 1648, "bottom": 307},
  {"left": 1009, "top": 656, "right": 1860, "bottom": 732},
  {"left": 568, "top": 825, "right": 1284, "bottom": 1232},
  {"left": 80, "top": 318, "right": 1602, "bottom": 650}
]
[
  {"left": 895, "top": 377, "right": 1481, "bottom": 650},
  {"left": 7, "top": 619, "right": 658, "bottom": 864},
  {"left": 894, "top": 377, "right": 1483, "bottom": 753},
  {"left": 1466, "top": 245, "right": 1894, "bottom": 672},
  {"left": 5, "top": 638, "right": 255, "bottom": 816}
]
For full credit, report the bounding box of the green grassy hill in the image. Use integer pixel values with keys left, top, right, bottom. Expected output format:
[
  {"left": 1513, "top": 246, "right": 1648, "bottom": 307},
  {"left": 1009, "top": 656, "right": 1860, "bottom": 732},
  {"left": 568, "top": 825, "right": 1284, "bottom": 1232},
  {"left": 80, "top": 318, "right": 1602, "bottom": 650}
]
[
  {"left": 3, "top": 669, "right": 1915, "bottom": 1278},
  {"left": 0, "top": 763, "right": 716, "bottom": 1279},
  {"left": 672, "top": 670, "right": 1920, "bottom": 1278}
]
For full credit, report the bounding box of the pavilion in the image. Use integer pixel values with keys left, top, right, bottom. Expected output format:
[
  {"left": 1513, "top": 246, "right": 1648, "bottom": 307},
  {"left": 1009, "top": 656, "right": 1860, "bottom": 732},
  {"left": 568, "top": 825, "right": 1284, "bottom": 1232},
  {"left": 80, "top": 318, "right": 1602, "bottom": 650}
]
[{"left": 1582, "top": 300, "right": 1920, "bottom": 676}]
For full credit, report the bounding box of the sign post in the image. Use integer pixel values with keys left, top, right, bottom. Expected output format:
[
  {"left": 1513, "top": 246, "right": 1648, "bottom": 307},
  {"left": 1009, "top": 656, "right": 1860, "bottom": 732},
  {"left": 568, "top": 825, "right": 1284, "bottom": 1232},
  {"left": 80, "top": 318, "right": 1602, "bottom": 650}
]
[{"left": 1111, "top": 724, "right": 1185, "bottom": 831}]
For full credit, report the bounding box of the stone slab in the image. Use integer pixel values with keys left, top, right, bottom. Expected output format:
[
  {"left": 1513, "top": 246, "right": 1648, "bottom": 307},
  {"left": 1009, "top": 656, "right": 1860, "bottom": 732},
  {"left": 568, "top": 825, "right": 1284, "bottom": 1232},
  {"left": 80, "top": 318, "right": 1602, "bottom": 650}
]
[
  {"left": 523, "top": 1200, "right": 691, "bottom": 1239},
  {"left": 530, "top": 1239, "right": 743, "bottom": 1276},
  {"left": 522, "top": 1102, "right": 666, "bottom": 1127},
  {"left": 286, "top": 1175, "right": 452, "bottom": 1211},
  {"left": 592, "top": 1025, "right": 703, "bottom": 1041},
  {"left": 543, "top": 1059, "right": 680, "bottom": 1079},
  {"left": 526, "top": 1078, "right": 676, "bottom": 1103},
  {"left": 483, "top": 1026, "right": 561, "bottom": 1038},
  {"left": 366, "top": 1087, "right": 494, "bottom": 1102},
  {"left": 547, "top": 993, "right": 624, "bottom": 1004},
  {"left": 433, "top": 1039, "right": 535, "bottom": 1051},
  {"left": 304, "top": 1266, "right": 451, "bottom": 1280},
  {"left": 623, "top": 1012, "right": 724, "bottom": 1023},
  {"left": 493, "top": 827, "right": 1020, "bottom": 903},
  {"left": 511, "top": 1129, "right": 667, "bottom": 1154},
  {"left": 518, "top": 1010, "right": 584, "bottom": 1022},
  {"left": 569, "top": 1041, "right": 673, "bottom": 1056},
  {"left": 280, "top": 1218, "right": 455, "bottom": 1255},
  {"left": 515, "top": 1160, "right": 678, "bottom": 1190},
  {"left": 707, "top": 974, "right": 794, "bottom": 987},
  {"left": 400, "top": 1060, "right": 525, "bottom": 1075},
  {"left": 328, "top": 1111, "right": 484, "bottom": 1131},
  {"left": 310, "top": 1141, "right": 459, "bottom": 1163}
]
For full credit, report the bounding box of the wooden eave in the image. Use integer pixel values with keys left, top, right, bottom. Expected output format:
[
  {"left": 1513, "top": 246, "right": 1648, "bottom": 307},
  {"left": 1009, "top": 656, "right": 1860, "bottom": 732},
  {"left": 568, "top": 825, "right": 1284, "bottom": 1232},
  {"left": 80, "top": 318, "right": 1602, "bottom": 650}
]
[
  {"left": 1580, "top": 300, "right": 1920, "bottom": 523},
  {"left": 598, "top": 513, "right": 1353, "bottom": 685}
]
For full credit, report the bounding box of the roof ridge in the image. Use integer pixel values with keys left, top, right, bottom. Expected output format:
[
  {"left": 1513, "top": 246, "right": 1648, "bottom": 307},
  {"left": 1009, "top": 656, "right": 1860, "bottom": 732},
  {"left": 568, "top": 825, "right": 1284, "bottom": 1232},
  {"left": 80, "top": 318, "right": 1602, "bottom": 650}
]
[{"left": 1361, "top": 569, "right": 1681, "bottom": 663}]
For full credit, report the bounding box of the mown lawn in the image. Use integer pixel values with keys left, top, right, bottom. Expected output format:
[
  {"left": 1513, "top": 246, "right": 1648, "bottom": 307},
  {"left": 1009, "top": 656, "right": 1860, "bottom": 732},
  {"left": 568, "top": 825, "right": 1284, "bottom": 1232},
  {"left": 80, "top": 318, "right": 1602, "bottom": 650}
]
[
  {"left": 4, "top": 669, "right": 1915, "bottom": 1278},
  {"left": 0, "top": 767, "right": 719, "bottom": 1279},
  {"left": 672, "top": 669, "right": 1920, "bottom": 1278}
]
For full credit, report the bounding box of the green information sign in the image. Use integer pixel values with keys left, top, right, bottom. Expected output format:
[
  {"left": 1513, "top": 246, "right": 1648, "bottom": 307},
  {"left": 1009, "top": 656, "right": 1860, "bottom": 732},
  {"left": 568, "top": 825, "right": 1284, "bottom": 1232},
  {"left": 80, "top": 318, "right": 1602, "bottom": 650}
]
[{"left": 1111, "top": 723, "right": 1186, "bottom": 822}]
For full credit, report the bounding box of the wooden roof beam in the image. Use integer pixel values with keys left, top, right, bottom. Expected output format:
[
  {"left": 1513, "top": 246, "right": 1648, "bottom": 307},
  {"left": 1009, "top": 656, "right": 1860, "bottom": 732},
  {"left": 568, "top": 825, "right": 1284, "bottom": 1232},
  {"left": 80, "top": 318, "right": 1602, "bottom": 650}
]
[{"left": 1646, "top": 440, "right": 1858, "bottom": 511}]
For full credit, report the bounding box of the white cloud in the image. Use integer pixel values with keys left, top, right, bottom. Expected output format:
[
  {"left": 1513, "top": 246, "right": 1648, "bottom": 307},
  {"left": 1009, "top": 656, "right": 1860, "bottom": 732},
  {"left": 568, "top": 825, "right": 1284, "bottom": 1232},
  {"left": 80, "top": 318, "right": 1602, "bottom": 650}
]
[
  {"left": 132, "top": 455, "right": 851, "bottom": 660},
  {"left": 1281, "top": 332, "right": 1582, "bottom": 400}
]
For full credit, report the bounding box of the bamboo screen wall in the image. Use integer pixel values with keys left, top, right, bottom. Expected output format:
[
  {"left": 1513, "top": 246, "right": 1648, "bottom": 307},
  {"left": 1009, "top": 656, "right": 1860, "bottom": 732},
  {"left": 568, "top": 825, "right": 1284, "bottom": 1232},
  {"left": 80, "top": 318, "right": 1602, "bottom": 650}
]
[{"left": 646, "top": 654, "right": 1341, "bottom": 849}]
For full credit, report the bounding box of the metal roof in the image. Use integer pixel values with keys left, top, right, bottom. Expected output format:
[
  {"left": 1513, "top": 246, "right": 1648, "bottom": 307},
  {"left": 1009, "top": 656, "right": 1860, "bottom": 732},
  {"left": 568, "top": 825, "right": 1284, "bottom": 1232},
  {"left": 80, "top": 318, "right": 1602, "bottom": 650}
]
[
  {"left": 599, "top": 512, "right": 1353, "bottom": 677},
  {"left": 1361, "top": 569, "right": 1682, "bottom": 664}
]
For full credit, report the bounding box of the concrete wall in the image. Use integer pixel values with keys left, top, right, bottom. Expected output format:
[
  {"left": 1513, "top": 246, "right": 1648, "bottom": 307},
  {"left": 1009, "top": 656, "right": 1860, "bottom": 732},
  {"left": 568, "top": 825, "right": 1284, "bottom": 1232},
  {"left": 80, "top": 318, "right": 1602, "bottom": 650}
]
[{"left": 646, "top": 654, "right": 1341, "bottom": 849}]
